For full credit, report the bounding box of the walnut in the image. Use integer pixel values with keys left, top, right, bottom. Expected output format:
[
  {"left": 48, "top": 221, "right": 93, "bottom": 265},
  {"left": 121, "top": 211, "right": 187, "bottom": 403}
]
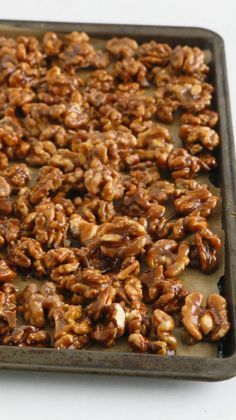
[
  {"left": 26, "top": 139, "right": 57, "bottom": 166},
  {"left": 113, "top": 57, "right": 148, "bottom": 87},
  {"left": 0, "top": 175, "right": 11, "bottom": 197},
  {"left": 29, "top": 166, "right": 63, "bottom": 204},
  {"left": 128, "top": 161, "right": 160, "bottom": 188},
  {"left": 206, "top": 294, "right": 231, "bottom": 341},
  {"left": 0, "top": 152, "right": 8, "bottom": 169},
  {"left": 3, "top": 163, "right": 30, "bottom": 189},
  {"left": 25, "top": 198, "right": 68, "bottom": 249},
  {"left": 59, "top": 31, "right": 95, "bottom": 69},
  {"left": 179, "top": 124, "right": 220, "bottom": 154},
  {"left": 152, "top": 278, "right": 188, "bottom": 313},
  {"left": 116, "top": 92, "right": 156, "bottom": 121},
  {"left": 42, "top": 32, "right": 62, "bottom": 56},
  {"left": 69, "top": 214, "right": 98, "bottom": 245},
  {"left": 139, "top": 265, "right": 165, "bottom": 302},
  {"left": 136, "top": 124, "right": 173, "bottom": 168},
  {"left": 86, "top": 285, "right": 115, "bottom": 321},
  {"left": 44, "top": 247, "right": 80, "bottom": 283},
  {"left": 153, "top": 309, "right": 177, "bottom": 352},
  {"left": 84, "top": 164, "right": 124, "bottom": 201},
  {"left": 125, "top": 302, "right": 151, "bottom": 336},
  {"left": 170, "top": 46, "right": 209, "bottom": 78},
  {"left": 147, "top": 180, "right": 174, "bottom": 204},
  {"left": 96, "top": 216, "right": 148, "bottom": 259},
  {"left": 180, "top": 110, "right": 218, "bottom": 128},
  {"left": 116, "top": 256, "right": 140, "bottom": 280},
  {"left": 66, "top": 268, "right": 111, "bottom": 300},
  {"left": 189, "top": 233, "right": 218, "bottom": 273},
  {"left": 146, "top": 240, "right": 190, "bottom": 277},
  {"left": 15, "top": 187, "right": 31, "bottom": 217},
  {"left": 182, "top": 292, "right": 230, "bottom": 342},
  {"left": 0, "top": 259, "right": 16, "bottom": 282},
  {"left": 80, "top": 197, "right": 115, "bottom": 224},
  {"left": 0, "top": 218, "right": 20, "bottom": 246},
  {"left": 139, "top": 41, "right": 172, "bottom": 66},
  {"left": 174, "top": 185, "right": 218, "bottom": 217},
  {"left": 128, "top": 333, "right": 169, "bottom": 355},
  {"left": 18, "top": 282, "right": 63, "bottom": 328},
  {"left": 52, "top": 303, "right": 91, "bottom": 349},
  {"left": 91, "top": 302, "right": 125, "bottom": 347},
  {"left": 39, "top": 124, "right": 69, "bottom": 147},
  {"left": 0, "top": 283, "right": 17, "bottom": 334},
  {"left": 106, "top": 37, "right": 138, "bottom": 58},
  {"left": 9, "top": 237, "right": 44, "bottom": 269},
  {"left": 168, "top": 148, "right": 205, "bottom": 179},
  {"left": 2, "top": 325, "right": 50, "bottom": 347}
]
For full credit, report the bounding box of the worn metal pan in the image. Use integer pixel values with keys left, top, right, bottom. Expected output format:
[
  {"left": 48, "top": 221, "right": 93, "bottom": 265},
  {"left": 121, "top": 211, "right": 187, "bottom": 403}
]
[{"left": 0, "top": 20, "right": 235, "bottom": 381}]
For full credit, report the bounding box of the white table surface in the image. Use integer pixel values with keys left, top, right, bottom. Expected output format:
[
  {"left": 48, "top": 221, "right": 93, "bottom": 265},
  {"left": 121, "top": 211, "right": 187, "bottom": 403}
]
[{"left": 0, "top": 1, "right": 236, "bottom": 419}]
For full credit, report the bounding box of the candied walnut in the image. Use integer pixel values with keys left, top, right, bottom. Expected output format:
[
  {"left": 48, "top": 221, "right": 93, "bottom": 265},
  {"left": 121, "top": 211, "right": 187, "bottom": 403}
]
[
  {"left": 189, "top": 233, "right": 218, "bottom": 273},
  {"left": 106, "top": 37, "right": 138, "bottom": 58},
  {"left": 42, "top": 32, "right": 62, "bottom": 56},
  {"left": 182, "top": 292, "right": 205, "bottom": 341},
  {"left": 9, "top": 237, "right": 43, "bottom": 269},
  {"left": 91, "top": 302, "right": 125, "bottom": 347},
  {"left": 0, "top": 197, "right": 13, "bottom": 215},
  {"left": 44, "top": 247, "right": 80, "bottom": 282},
  {"left": 128, "top": 161, "right": 160, "bottom": 188},
  {"left": 170, "top": 46, "right": 209, "bottom": 77},
  {"left": 62, "top": 167, "right": 84, "bottom": 193},
  {"left": 125, "top": 302, "right": 151, "bottom": 336},
  {"left": 153, "top": 309, "right": 177, "bottom": 352},
  {"left": 59, "top": 31, "right": 95, "bottom": 69},
  {"left": 26, "top": 139, "right": 57, "bottom": 166},
  {"left": 52, "top": 304, "right": 91, "bottom": 349},
  {"left": 113, "top": 274, "right": 143, "bottom": 303},
  {"left": 15, "top": 187, "right": 31, "bottom": 217},
  {"left": 174, "top": 185, "right": 218, "bottom": 217},
  {"left": 25, "top": 198, "right": 68, "bottom": 249},
  {"left": 29, "top": 166, "right": 63, "bottom": 204},
  {"left": 49, "top": 149, "right": 80, "bottom": 173},
  {"left": 0, "top": 152, "right": 8, "bottom": 170},
  {"left": 0, "top": 259, "right": 16, "bottom": 282},
  {"left": 206, "top": 294, "right": 231, "bottom": 341},
  {"left": 140, "top": 265, "right": 165, "bottom": 302},
  {"left": 86, "top": 285, "right": 115, "bottom": 321},
  {"left": 180, "top": 110, "right": 218, "bottom": 128},
  {"left": 39, "top": 125, "right": 69, "bottom": 148},
  {"left": 84, "top": 164, "right": 124, "bottom": 201},
  {"left": 2, "top": 325, "right": 50, "bottom": 347},
  {"left": 88, "top": 50, "right": 110, "bottom": 69},
  {"left": 136, "top": 125, "right": 173, "bottom": 168},
  {"left": 85, "top": 70, "right": 115, "bottom": 93},
  {"left": 0, "top": 218, "right": 20, "bottom": 246},
  {"left": 148, "top": 180, "right": 174, "bottom": 204},
  {"left": 155, "top": 96, "right": 179, "bottom": 123},
  {"left": 116, "top": 92, "right": 156, "bottom": 121},
  {"left": 128, "top": 333, "right": 169, "bottom": 355},
  {"left": 122, "top": 185, "right": 151, "bottom": 217},
  {"left": 152, "top": 278, "right": 188, "bottom": 314},
  {"left": 168, "top": 148, "right": 205, "bottom": 179},
  {"left": 182, "top": 292, "right": 230, "bottom": 342},
  {"left": 0, "top": 175, "right": 11, "bottom": 197},
  {"left": 81, "top": 197, "right": 115, "bottom": 224},
  {"left": 146, "top": 240, "right": 190, "bottom": 277},
  {"left": 95, "top": 216, "right": 148, "bottom": 259},
  {"left": 16, "top": 35, "right": 44, "bottom": 65},
  {"left": 139, "top": 41, "right": 172, "bottom": 67},
  {"left": 0, "top": 283, "right": 17, "bottom": 334},
  {"left": 70, "top": 214, "right": 98, "bottom": 245},
  {"left": 116, "top": 257, "right": 140, "bottom": 281},
  {"left": 3, "top": 163, "right": 30, "bottom": 190},
  {"left": 18, "top": 282, "right": 63, "bottom": 328},
  {"left": 66, "top": 268, "right": 111, "bottom": 300},
  {"left": 179, "top": 124, "right": 219, "bottom": 154},
  {"left": 113, "top": 57, "right": 148, "bottom": 87}
]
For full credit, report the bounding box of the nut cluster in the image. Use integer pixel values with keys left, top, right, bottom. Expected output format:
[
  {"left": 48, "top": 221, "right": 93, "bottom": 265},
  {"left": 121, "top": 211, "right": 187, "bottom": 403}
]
[{"left": 0, "top": 32, "right": 230, "bottom": 354}]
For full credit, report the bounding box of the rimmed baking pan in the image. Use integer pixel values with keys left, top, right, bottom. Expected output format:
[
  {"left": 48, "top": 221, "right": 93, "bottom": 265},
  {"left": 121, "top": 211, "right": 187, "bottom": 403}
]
[{"left": 0, "top": 20, "right": 235, "bottom": 381}]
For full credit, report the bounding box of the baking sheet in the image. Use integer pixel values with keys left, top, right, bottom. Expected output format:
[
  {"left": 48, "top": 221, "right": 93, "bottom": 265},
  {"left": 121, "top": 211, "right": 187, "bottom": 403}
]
[{"left": 0, "top": 34, "right": 223, "bottom": 359}]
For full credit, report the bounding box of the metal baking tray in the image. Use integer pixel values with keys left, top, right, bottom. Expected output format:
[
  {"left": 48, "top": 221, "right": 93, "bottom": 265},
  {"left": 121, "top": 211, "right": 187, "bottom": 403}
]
[{"left": 0, "top": 20, "right": 235, "bottom": 381}]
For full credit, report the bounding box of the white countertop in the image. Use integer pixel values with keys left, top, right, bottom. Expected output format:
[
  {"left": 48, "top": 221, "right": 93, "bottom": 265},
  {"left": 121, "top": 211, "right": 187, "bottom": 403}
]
[{"left": 0, "top": 1, "right": 235, "bottom": 419}]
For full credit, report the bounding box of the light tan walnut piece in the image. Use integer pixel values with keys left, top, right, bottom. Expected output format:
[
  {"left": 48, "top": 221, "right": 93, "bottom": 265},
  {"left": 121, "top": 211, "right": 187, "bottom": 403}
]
[
  {"left": 146, "top": 239, "right": 190, "bottom": 277},
  {"left": 125, "top": 302, "right": 151, "bottom": 336}
]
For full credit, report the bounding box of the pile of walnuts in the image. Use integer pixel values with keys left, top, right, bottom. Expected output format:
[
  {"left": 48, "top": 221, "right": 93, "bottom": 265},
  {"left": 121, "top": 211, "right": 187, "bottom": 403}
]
[{"left": 0, "top": 32, "right": 230, "bottom": 354}]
